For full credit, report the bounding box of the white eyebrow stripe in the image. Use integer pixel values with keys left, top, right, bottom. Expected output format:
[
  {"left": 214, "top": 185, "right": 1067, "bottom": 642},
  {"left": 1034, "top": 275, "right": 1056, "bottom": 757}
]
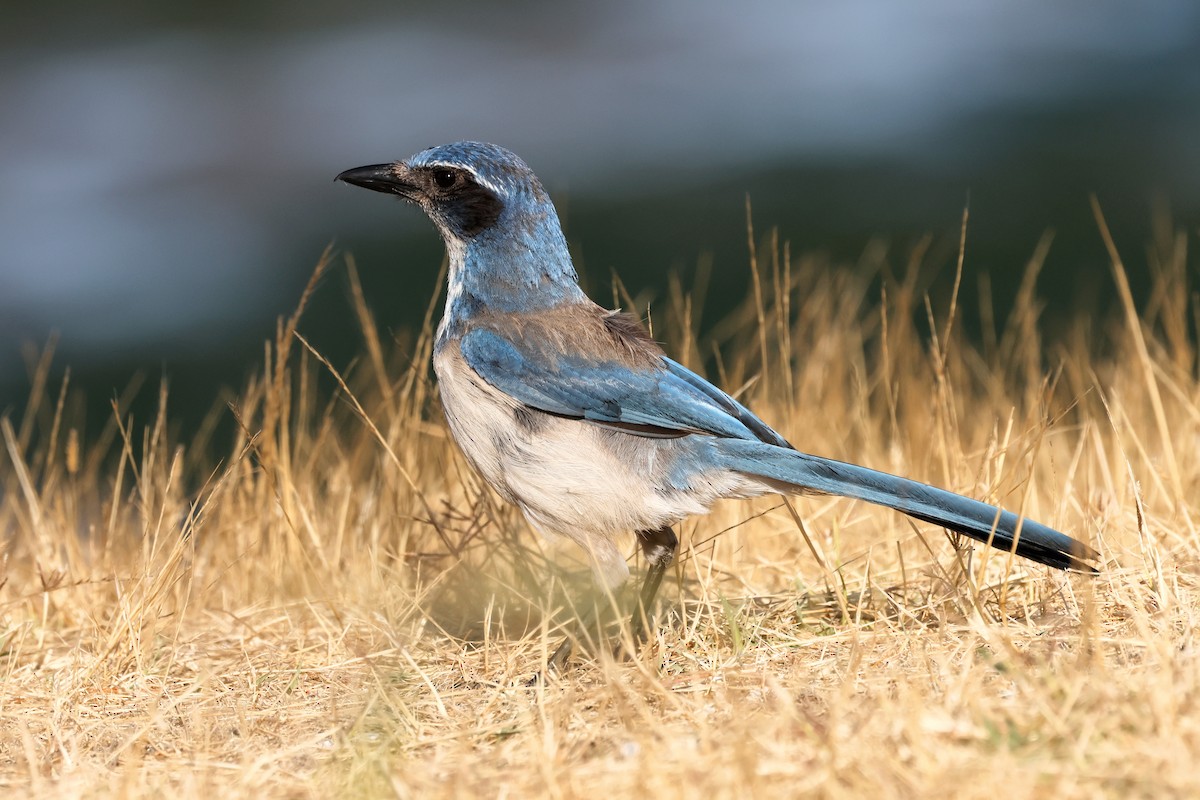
[{"left": 427, "top": 161, "right": 506, "bottom": 197}]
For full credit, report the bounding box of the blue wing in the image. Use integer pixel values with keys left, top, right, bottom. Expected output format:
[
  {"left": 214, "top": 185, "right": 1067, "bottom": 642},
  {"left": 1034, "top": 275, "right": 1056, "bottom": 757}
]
[{"left": 458, "top": 328, "right": 791, "bottom": 447}]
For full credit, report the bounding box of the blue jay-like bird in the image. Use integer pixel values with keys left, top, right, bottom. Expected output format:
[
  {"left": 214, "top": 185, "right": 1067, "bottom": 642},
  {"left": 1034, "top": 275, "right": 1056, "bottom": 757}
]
[{"left": 337, "top": 142, "right": 1097, "bottom": 658}]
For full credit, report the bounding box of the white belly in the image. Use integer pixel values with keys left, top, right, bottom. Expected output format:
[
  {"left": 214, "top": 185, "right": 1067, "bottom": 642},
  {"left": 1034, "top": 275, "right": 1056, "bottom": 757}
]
[{"left": 432, "top": 346, "right": 763, "bottom": 587}]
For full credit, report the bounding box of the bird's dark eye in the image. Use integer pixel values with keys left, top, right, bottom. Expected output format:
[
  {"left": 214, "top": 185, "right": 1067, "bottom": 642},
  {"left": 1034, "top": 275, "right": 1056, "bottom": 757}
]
[{"left": 432, "top": 169, "right": 458, "bottom": 189}]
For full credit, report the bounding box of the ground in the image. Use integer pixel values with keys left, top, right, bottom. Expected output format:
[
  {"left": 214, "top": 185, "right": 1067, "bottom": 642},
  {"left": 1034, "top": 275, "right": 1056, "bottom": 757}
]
[{"left": 2, "top": 226, "right": 1197, "bottom": 798}]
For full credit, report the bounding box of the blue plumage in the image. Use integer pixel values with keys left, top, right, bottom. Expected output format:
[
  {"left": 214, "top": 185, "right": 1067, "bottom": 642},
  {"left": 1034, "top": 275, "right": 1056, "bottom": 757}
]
[
  {"left": 337, "top": 142, "right": 1098, "bottom": 660},
  {"left": 459, "top": 329, "right": 776, "bottom": 441}
]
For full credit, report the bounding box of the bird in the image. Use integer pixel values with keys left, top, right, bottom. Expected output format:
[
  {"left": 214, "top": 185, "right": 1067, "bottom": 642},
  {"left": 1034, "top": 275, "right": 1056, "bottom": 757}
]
[{"left": 336, "top": 141, "right": 1098, "bottom": 667}]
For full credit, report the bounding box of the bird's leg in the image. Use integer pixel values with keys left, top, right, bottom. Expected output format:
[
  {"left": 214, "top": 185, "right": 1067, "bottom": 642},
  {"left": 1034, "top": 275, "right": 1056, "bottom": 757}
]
[
  {"left": 538, "top": 527, "right": 678, "bottom": 678},
  {"left": 542, "top": 598, "right": 602, "bottom": 677},
  {"left": 627, "top": 525, "right": 679, "bottom": 647}
]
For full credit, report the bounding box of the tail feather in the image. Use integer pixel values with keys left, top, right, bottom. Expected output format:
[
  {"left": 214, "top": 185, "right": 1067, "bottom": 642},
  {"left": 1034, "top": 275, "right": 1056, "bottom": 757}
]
[{"left": 717, "top": 440, "right": 1098, "bottom": 572}]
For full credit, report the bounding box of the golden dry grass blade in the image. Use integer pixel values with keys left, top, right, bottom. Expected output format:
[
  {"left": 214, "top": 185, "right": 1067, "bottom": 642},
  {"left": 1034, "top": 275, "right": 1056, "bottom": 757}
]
[{"left": 1090, "top": 196, "right": 1187, "bottom": 518}]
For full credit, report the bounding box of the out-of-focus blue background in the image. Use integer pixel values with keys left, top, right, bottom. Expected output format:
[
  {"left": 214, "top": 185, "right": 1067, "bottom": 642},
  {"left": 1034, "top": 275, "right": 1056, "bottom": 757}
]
[{"left": 3, "top": 1, "right": 1199, "bottom": 425}]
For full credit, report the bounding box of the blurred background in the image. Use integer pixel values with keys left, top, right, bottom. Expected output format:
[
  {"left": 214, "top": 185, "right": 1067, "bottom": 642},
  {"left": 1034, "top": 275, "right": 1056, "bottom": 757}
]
[{"left": 3, "top": 0, "right": 1199, "bottom": 434}]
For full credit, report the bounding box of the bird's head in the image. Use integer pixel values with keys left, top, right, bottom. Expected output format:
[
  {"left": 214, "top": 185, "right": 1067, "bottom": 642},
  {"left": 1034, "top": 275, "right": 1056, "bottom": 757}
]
[
  {"left": 336, "top": 141, "right": 554, "bottom": 245},
  {"left": 337, "top": 142, "right": 584, "bottom": 318}
]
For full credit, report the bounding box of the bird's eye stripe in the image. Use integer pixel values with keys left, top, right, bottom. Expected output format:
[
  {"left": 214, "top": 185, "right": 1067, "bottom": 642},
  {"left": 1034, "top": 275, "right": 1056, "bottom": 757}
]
[{"left": 421, "top": 163, "right": 508, "bottom": 197}]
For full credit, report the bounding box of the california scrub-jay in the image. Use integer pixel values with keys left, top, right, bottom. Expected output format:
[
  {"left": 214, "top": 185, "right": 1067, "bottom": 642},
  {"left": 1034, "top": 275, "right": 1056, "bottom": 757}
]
[{"left": 337, "top": 142, "right": 1097, "bottom": 663}]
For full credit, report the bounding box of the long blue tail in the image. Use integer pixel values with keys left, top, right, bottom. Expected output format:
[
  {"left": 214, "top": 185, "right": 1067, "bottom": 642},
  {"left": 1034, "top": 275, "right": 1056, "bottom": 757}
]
[{"left": 717, "top": 440, "right": 1098, "bottom": 572}]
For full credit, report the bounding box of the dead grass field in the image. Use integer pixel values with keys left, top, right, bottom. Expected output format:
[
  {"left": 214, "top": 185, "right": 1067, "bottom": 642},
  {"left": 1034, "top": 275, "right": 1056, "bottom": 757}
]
[{"left": 2, "top": 208, "right": 1198, "bottom": 798}]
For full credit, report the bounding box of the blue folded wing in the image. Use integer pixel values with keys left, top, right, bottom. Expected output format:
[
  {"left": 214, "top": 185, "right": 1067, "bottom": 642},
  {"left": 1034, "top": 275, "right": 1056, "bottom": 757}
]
[
  {"left": 661, "top": 358, "right": 792, "bottom": 447},
  {"left": 459, "top": 328, "right": 789, "bottom": 445}
]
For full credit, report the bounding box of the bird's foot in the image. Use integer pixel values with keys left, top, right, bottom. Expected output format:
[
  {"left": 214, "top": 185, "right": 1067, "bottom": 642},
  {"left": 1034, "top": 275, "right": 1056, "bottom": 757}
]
[{"left": 525, "top": 636, "right": 575, "bottom": 686}]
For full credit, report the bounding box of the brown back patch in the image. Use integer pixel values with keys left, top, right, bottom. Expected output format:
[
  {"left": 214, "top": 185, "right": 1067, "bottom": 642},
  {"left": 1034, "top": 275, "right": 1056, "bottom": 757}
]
[{"left": 474, "top": 303, "right": 664, "bottom": 369}]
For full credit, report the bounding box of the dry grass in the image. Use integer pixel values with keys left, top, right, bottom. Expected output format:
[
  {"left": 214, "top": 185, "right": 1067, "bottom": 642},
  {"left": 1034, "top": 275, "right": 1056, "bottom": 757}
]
[{"left": 2, "top": 214, "right": 1198, "bottom": 799}]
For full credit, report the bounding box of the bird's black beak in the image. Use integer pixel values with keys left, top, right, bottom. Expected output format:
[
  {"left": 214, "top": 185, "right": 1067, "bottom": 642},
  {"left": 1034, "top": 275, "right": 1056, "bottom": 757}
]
[{"left": 335, "top": 163, "right": 418, "bottom": 198}]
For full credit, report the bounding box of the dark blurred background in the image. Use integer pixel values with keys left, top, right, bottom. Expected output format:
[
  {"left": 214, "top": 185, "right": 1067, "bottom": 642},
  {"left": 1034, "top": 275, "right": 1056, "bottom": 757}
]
[{"left": 3, "top": 0, "right": 1199, "bottom": 434}]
